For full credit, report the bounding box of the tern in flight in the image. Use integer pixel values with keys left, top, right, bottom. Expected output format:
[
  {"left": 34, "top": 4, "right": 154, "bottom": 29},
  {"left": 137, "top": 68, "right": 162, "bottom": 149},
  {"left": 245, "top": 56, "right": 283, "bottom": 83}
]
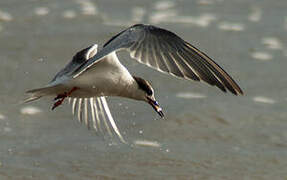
[{"left": 25, "top": 24, "right": 243, "bottom": 143}]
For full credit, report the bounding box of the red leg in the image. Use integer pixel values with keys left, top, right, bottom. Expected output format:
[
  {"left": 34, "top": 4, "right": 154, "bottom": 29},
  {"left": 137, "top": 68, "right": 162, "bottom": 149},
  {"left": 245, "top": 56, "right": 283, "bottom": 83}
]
[
  {"left": 52, "top": 87, "right": 78, "bottom": 110},
  {"left": 54, "top": 93, "right": 67, "bottom": 101}
]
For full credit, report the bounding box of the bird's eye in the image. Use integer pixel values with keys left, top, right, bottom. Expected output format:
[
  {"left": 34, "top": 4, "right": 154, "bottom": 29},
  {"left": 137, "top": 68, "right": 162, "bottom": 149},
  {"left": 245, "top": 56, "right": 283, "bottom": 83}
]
[{"left": 147, "top": 89, "right": 153, "bottom": 96}]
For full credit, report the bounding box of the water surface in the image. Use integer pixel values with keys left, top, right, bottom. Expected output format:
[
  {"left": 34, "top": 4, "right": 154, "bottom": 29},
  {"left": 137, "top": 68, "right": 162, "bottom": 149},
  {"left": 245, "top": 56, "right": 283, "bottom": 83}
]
[{"left": 0, "top": 0, "right": 287, "bottom": 179}]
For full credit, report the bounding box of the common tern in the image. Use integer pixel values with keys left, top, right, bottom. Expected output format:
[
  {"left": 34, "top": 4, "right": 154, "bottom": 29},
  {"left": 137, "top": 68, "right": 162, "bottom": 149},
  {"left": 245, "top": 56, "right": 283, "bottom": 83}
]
[{"left": 25, "top": 24, "right": 243, "bottom": 143}]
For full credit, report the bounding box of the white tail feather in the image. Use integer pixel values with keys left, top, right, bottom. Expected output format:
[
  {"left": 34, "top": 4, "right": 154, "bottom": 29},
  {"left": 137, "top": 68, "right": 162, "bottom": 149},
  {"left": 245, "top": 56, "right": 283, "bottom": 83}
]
[
  {"left": 24, "top": 85, "right": 63, "bottom": 103},
  {"left": 69, "top": 97, "right": 126, "bottom": 143}
]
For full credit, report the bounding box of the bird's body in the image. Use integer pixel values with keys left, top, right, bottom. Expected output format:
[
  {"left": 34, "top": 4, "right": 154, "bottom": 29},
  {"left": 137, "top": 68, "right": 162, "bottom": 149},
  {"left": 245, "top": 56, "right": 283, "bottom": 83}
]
[
  {"left": 25, "top": 24, "right": 243, "bottom": 143},
  {"left": 62, "top": 52, "right": 137, "bottom": 99},
  {"left": 27, "top": 47, "right": 144, "bottom": 101}
]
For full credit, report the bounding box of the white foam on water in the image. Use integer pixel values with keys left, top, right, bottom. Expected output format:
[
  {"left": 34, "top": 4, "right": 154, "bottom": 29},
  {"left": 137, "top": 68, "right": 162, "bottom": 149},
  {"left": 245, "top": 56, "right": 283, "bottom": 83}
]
[
  {"left": 149, "top": 12, "right": 216, "bottom": 27},
  {"left": 154, "top": 1, "right": 175, "bottom": 10},
  {"left": 0, "top": 113, "right": 6, "bottom": 120},
  {"left": 0, "top": 10, "right": 13, "bottom": 21},
  {"left": 75, "top": 0, "right": 98, "bottom": 16},
  {"left": 103, "top": 21, "right": 133, "bottom": 27},
  {"left": 103, "top": 13, "right": 134, "bottom": 26},
  {"left": 149, "top": 10, "right": 177, "bottom": 24},
  {"left": 4, "top": 127, "right": 12, "bottom": 133},
  {"left": 262, "top": 37, "right": 283, "bottom": 50},
  {"left": 20, "top": 106, "right": 42, "bottom": 115},
  {"left": 251, "top": 51, "right": 273, "bottom": 61},
  {"left": 176, "top": 14, "right": 216, "bottom": 27},
  {"left": 198, "top": 0, "right": 224, "bottom": 5},
  {"left": 218, "top": 22, "right": 245, "bottom": 31},
  {"left": 248, "top": 7, "right": 262, "bottom": 22},
  {"left": 176, "top": 92, "right": 207, "bottom": 99},
  {"left": 34, "top": 7, "right": 50, "bottom": 16},
  {"left": 62, "top": 10, "right": 77, "bottom": 19},
  {"left": 37, "top": 58, "right": 44, "bottom": 62},
  {"left": 131, "top": 7, "right": 146, "bottom": 23},
  {"left": 253, "top": 96, "right": 275, "bottom": 104},
  {"left": 134, "top": 140, "right": 161, "bottom": 147},
  {"left": 197, "top": 0, "right": 214, "bottom": 5}
]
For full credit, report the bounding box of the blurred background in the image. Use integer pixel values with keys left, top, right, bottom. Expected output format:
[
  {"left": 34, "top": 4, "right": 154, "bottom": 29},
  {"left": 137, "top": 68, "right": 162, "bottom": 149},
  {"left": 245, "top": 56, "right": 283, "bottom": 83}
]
[{"left": 0, "top": 0, "right": 287, "bottom": 179}]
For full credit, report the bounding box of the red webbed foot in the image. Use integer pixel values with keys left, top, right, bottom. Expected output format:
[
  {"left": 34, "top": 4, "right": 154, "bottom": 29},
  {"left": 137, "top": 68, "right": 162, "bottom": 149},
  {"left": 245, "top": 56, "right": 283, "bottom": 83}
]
[{"left": 52, "top": 87, "right": 78, "bottom": 110}]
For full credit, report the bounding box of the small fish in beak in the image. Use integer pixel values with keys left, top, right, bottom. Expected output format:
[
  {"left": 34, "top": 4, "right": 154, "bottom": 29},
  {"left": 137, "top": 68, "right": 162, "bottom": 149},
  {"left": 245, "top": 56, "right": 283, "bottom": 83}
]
[{"left": 147, "top": 97, "right": 164, "bottom": 118}]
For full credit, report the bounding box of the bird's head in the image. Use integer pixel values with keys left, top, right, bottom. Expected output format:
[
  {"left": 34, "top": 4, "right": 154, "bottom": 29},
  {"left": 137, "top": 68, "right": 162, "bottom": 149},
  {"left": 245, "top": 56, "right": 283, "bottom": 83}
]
[
  {"left": 133, "top": 76, "right": 164, "bottom": 118},
  {"left": 72, "top": 44, "right": 98, "bottom": 63}
]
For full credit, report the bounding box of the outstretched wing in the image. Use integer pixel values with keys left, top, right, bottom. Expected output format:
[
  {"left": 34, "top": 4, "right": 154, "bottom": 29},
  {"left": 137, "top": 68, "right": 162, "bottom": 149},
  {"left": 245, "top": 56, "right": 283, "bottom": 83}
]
[
  {"left": 68, "top": 96, "right": 126, "bottom": 143},
  {"left": 73, "top": 24, "right": 243, "bottom": 95},
  {"left": 50, "top": 44, "right": 98, "bottom": 85}
]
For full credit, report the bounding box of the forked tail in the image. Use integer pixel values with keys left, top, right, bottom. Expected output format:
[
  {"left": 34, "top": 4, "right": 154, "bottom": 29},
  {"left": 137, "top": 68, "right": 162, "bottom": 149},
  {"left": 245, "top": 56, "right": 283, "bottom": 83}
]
[{"left": 23, "top": 85, "right": 61, "bottom": 103}]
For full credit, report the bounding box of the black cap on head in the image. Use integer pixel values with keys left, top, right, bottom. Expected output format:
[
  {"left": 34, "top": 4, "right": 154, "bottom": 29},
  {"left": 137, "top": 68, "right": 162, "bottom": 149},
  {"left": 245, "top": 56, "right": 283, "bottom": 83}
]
[
  {"left": 72, "top": 44, "right": 97, "bottom": 64},
  {"left": 133, "top": 76, "right": 153, "bottom": 96}
]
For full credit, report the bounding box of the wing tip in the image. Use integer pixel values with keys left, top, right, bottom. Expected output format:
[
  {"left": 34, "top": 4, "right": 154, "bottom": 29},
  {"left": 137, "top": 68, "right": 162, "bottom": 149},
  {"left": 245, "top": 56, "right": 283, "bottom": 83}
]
[
  {"left": 234, "top": 87, "right": 244, "bottom": 96},
  {"left": 228, "top": 84, "right": 244, "bottom": 96}
]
